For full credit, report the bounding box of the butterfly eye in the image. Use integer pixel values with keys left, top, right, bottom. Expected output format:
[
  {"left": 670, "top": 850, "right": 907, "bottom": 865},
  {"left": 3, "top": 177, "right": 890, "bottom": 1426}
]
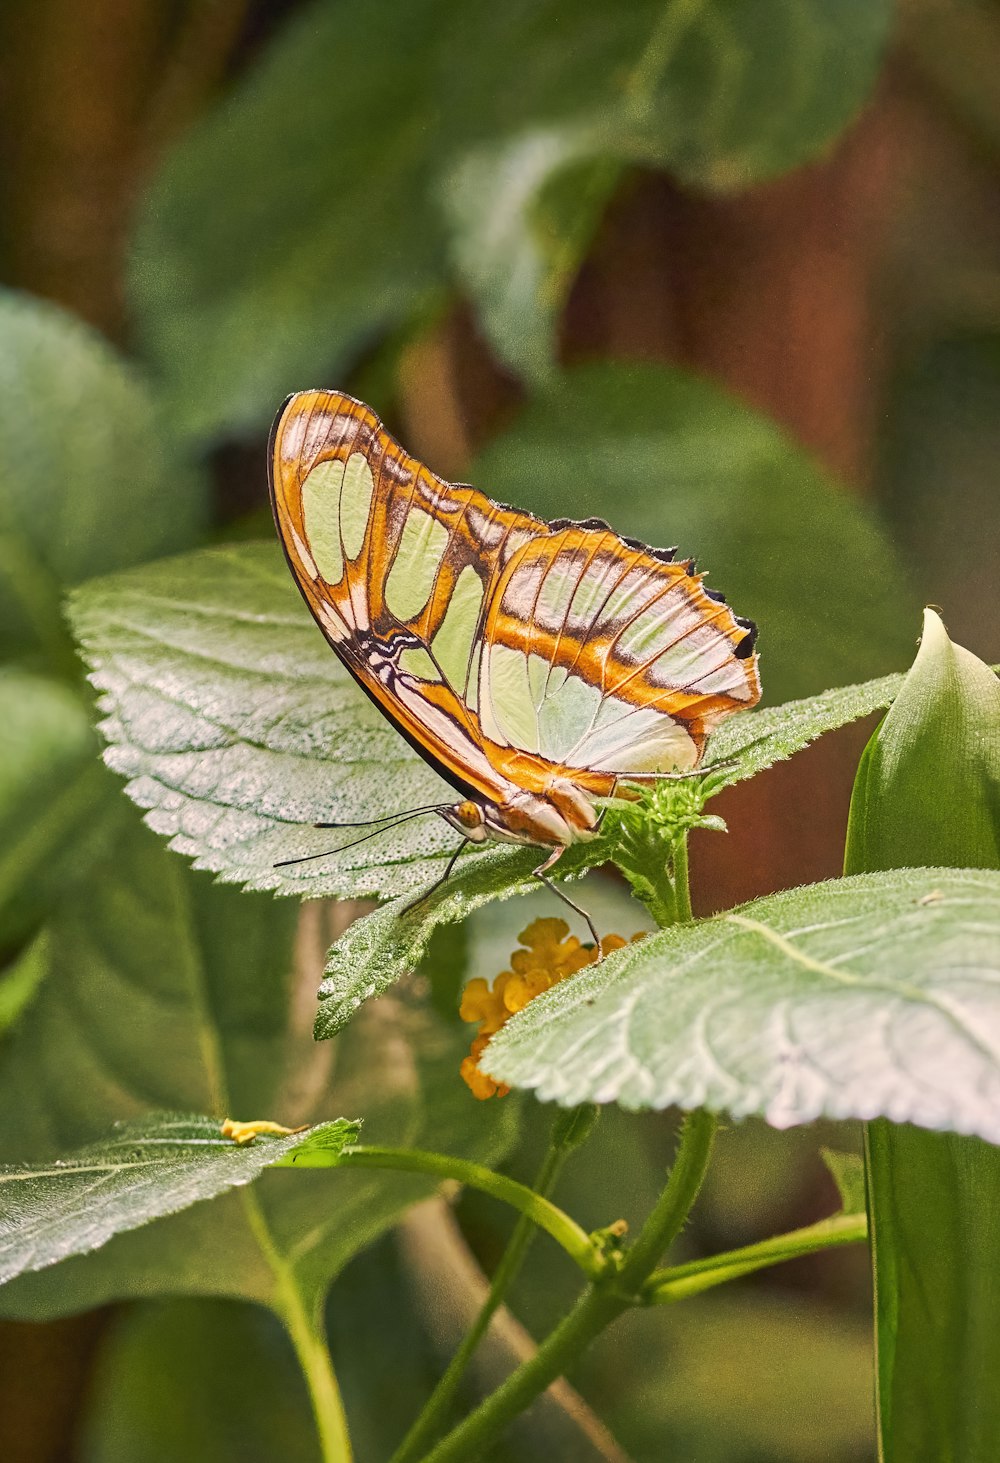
[{"left": 456, "top": 800, "right": 484, "bottom": 829}]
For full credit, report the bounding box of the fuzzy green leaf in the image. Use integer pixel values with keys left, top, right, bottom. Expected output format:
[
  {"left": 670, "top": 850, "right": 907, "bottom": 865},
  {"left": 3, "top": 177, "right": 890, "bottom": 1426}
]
[
  {"left": 0, "top": 289, "right": 206, "bottom": 661},
  {"left": 0, "top": 669, "right": 122, "bottom": 946},
  {"left": 483, "top": 868, "right": 1000, "bottom": 1142},
  {"left": 704, "top": 673, "right": 904, "bottom": 789},
  {"left": 69, "top": 545, "right": 458, "bottom": 902},
  {"left": 445, "top": 0, "right": 892, "bottom": 380},
  {"left": 0, "top": 815, "right": 514, "bottom": 1318},
  {"left": 0, "top": 1113, "right": 356, "bottom": 1286}
]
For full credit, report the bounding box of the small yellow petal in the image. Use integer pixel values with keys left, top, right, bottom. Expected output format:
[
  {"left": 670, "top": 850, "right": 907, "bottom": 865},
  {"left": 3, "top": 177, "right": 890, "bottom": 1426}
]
[
  {"left": 460, "top": 1056, "right": 502, "bottom": 1100},
  {"left": 503, "top": 969, "right": 552, "bottom": 1013},
  {"left": 518, "top": 916, "right": 569, "bottom": 950},
  {"left": 459, "top": 978, "right": 494, "bottom": 1024}
]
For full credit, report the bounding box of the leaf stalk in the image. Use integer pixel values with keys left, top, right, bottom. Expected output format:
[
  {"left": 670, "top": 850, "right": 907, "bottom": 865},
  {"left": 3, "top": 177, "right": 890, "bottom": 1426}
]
[{"left": 388, "top": 1106, "right": 599, "bottom": 1463}]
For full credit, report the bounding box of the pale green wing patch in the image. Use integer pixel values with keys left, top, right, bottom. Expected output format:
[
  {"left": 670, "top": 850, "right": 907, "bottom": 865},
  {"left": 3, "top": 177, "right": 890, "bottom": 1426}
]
[
  {"left": 536, "top": 664, "right": 602, "bottom": 762},
  {"left": 384, "top": 508, "right": 449, "bottom": 622},
  {"left": 300, "top": 459, "right": 346, "bottom": 584},
  {"left": 481, "top": 643, "right": 538, "bottom": 750},
  {"left": 574, "top": 700, "right": 697, "bottom": 774},
  {"left": 298, "top": 451, "right": 376, "bottom": 586},
  {"left": 340, "top": 452, "right": 375, "bottom": 559},
  {"left": 398, "top": 646, "right": 440, "bottom": 681},
  {"left": 432, "top": 563, "right": 484, "bottom": 691}
]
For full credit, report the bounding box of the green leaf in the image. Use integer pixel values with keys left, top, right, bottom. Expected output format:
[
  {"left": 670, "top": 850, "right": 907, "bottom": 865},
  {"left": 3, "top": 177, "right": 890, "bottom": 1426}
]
[
  {"left": 0, "top": 814, "right": 515, "bottom": 1318},
  {"left": 0, "top": 669, "right": 121, "bottom": 947},
  {"left": 846, "top": 609, "right": 1000, "bottom": 870},
  {"left": 83, "top": 1298, "right": 322, "bottom": 1463},
  {"left": 704, "top": 672, "right": 905, "bottom": 789},
  {"left": 820, "top": 1148, "right": 866, "bottom": 1215},
  {"left": 844, "top": 610, "right": 1000, "bottom": 1463},
  {"left": 442, "top": 0, "right": 892, "bottom": 379},
  {"left": 0, "top": 1113, "right": 356, "bottom": 1286},
  {"left": 0, "top": 930, "right": 48, "bottom": 1034},
  {"left": 471, "top": 364, "right": 917, "bottom": 702},
  {"left": 129, "top": 0, "right": 450, "bottom": 443},
  {"left": 68, "top": 544, "right": 459, "bottom": 902},
  {"left": 482, "top": 867, "right": 1000, "bottom": 1141},
  {"left": 0, "top": 289, "right": 206, "bottom": 661},
  {"left": 314, "top": 844, "right": 558, "bottom": 1039}
]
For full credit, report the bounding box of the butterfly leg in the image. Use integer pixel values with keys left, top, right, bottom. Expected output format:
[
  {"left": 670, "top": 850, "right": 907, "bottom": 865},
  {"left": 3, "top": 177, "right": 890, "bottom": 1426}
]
[
  {"left": 532, "top": 847, "right": 602, "bottom": 953},
  {"left": 400, "top": 839, "right": 469, "bottom": 918}
]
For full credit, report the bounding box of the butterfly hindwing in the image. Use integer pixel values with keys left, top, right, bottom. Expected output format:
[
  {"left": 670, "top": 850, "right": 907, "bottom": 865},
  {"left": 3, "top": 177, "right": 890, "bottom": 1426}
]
[{"left": 479, "top": 523, "right": 759, "bottom": 778}]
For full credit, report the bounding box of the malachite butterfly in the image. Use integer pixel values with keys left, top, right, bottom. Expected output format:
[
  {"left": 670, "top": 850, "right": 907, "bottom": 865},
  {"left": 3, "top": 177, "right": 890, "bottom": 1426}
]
[{"left": 269, "top": 390, "right": 761, "bottom": 929}]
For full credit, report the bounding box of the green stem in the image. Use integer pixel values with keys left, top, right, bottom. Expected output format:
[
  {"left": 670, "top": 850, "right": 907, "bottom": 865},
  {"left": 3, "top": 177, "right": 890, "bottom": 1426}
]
[
  {"left": 289, "top": 1144, "right": 601, "bottom": 1278},
  {"left": 671, "top": 832, "right": 692, "bottom": 923},
  {"left": 645, "top": 1211, "right": 868, "bottom": 1303},
  {"left": 241, "top": 1191, "right": 351, "bottom": 1463},
  {"left": 390, "top": 1115, "right": 587, "bottom": 1463},
  {"left": 283, "top": 1288, "right": 354, "bottom": 1463},
  {"left": 421, "top": 1108, "right": 717, "bottom": 1463},
  {"left": 420, "top": 1285, "right": 627, "bottom": 1463},
  {"left": 617, "top": 1108, "right": 717, "bottom": 1294}
]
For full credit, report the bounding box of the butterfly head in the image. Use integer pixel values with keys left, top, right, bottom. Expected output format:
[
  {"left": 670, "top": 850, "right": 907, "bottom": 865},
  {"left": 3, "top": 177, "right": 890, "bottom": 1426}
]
[{"left": 442, "top": 799, "right": 490, "bottom": 843}]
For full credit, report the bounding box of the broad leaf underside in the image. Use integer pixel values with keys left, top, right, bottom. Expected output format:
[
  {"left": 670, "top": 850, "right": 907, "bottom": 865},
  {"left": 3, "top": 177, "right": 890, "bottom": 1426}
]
[{"left": 483, "top": 869, "right": 1000, "bottom": 1143}]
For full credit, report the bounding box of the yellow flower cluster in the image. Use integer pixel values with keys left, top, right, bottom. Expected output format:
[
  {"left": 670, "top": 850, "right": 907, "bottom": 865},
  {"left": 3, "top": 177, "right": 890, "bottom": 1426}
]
[{"left": 459, "top": 917, "right": 642, "bottom": 1100}]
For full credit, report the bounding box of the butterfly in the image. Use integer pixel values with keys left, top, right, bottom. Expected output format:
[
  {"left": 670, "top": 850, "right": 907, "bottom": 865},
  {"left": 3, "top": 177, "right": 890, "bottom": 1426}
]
[{"left": 269, "top": 390, "right": 761, "bottom": 937}]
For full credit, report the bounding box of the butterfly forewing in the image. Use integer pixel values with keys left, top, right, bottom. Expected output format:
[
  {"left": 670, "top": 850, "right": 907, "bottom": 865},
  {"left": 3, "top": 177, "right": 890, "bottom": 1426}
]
[{"left": 268, "top": 391, "right": 540, "bottom": 801}]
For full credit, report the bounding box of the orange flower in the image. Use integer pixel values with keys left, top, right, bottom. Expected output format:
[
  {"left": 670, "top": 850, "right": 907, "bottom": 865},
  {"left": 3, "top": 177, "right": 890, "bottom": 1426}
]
[{"left": 459, "top": 919, "right": 645, "bottom": 1099}]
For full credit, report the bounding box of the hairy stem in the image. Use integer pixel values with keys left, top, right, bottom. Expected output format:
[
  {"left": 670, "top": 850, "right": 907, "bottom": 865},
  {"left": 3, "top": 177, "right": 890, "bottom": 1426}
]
[
  {"left": 671, "top": 832, "right": 692, "bottom": 923},
  {"left": 420, "top": 1285, "right": 627, "bottom": 1463},
  {"left": 420, "top": 1106, "right": 716, "bottom": 1462},
  {"left": 391, "top": 1111, "right": 593, "bottom": 1463},
  {"left": 617, "top": 1108, "right": 717, "bottom": 1294}
]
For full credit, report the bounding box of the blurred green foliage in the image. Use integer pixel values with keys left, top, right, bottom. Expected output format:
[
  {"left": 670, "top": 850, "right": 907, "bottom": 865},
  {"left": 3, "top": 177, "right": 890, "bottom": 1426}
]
[{"left": 0, "top": 0, "right": 998, "bottom": 1459}]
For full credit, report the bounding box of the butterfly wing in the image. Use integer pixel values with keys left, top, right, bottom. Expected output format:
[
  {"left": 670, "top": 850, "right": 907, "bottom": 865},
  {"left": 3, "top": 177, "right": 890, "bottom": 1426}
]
[
  {"left": 271, "top": 389, "right": 760, "bottom": 834},
  {"left": 477, "top": 520, "right": 760, "bottom": 782},
  {"left": 268, "top": 390, "right": 542, "bottom": 802}
]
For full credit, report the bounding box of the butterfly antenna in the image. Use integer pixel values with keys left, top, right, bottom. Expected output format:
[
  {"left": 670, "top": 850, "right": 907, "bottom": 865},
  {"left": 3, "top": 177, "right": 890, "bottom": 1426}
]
[
  {"left": 274, "top": 807, "right": 448, "bottom": 868},
  {"left": 314, "top": 802, "right": 450, "bottom": 830}
]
